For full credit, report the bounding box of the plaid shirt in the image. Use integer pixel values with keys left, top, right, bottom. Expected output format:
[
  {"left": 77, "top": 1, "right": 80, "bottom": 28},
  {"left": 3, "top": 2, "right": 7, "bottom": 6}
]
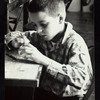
[{"left": 5, "top": 22, "right": 93, "bottom": 99}]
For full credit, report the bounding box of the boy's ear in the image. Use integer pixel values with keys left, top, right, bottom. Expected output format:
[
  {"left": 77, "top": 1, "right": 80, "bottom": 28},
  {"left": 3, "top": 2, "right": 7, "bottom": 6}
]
[{"left": 58, "top": 14, "right": 63, "bottom": 24}]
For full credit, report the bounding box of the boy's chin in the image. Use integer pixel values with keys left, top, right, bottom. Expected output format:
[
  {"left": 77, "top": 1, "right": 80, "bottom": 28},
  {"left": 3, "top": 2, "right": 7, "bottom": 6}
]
[
  {"left": 43, "top": 36, "right": 52, "bottom": 41},
  {"left": 44, "top": 38, "right": 51, "bottom": 41}
]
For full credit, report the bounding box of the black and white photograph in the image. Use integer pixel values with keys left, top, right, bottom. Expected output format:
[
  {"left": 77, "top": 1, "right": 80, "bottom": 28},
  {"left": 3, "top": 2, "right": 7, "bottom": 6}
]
[{"left": 4, "top": 0, "right": 94, "bottom": 100}]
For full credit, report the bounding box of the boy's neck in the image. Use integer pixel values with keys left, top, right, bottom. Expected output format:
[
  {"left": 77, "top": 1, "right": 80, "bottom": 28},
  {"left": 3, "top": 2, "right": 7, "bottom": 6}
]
[{"left": 51, "top": 23, "right": 66, "bottom": 43}]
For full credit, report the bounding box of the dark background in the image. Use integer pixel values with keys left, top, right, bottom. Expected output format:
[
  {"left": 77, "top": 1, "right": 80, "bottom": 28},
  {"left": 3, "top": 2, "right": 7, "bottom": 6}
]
[{"left": 0, "top": 0, "right": 6, "bottom": 100}]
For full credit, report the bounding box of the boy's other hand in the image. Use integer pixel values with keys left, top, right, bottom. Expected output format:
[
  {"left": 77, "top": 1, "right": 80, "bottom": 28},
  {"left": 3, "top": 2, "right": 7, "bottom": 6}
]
[{"left": 18, "top": 44, "right": 46, "bottom": 64}]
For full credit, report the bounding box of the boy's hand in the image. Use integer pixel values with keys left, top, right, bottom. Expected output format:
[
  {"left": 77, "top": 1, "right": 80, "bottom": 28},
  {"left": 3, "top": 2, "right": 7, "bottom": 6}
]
[
  {"left": 11, "top": 35, "right": 30, "bottom": 48},
  {"left": 18, "top": 43, "right": 62, "bottom": 68},
  {"left": 18, "top": 44, "right": 47, "bottom": 64},
  {"left": 11, "top": 37, "right": 24, "bottom": 48}
]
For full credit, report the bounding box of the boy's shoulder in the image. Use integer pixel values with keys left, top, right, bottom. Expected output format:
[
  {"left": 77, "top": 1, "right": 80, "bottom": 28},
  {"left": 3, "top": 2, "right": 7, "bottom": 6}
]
[
  {"left": 63, "top": 22, "right": 83, "bottom": 41},
  {"left": 62, "top": 22, "right": 86, "bottom": 46}
]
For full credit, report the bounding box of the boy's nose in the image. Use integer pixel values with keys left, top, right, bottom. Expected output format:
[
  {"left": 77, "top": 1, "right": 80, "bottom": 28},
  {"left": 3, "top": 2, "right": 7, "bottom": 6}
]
[{"left": 37, "top": 27, "right": 43, "bottom": 34}]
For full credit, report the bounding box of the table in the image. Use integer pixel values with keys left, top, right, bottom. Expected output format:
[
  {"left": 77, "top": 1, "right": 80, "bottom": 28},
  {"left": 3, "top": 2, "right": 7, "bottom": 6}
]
[{"left": 5, "top": 49, "right": 43, "bottom": 100}]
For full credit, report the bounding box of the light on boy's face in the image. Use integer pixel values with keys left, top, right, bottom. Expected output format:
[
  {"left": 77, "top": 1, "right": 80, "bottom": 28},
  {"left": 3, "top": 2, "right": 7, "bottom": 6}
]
[{"left": 28, "top": 10, "right": 61, "bottom": 41}]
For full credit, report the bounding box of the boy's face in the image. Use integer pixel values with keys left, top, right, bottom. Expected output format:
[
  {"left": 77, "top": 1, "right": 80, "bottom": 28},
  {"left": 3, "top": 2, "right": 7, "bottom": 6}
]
[{"left": 29, "top": 10, "right": 62, "bottom": 41}]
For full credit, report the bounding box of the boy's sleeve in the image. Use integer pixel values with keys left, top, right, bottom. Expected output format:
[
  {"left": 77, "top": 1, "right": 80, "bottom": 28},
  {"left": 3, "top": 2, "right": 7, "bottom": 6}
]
[{"left": 46, "top": 39, "right": 93, "bottom": 96}]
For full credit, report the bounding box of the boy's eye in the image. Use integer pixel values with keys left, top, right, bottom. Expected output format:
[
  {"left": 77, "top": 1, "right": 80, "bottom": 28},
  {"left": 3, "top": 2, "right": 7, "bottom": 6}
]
[
  {"left": 40, "top": 23, "right": 48, "bottom": 28},
  {"left": 32, "top": 24, "right": 37, "bottom": 31}
]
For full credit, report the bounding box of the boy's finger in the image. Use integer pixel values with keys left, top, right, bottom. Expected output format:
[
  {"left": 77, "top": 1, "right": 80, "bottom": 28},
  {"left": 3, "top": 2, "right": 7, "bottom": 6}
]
[
  {"left": 26, "top": 43, "right": 36, "bottom": 49},
  {"left": 15, "top": 38, "right": 23, "bottom": 44},
  {"left": 19, "top": 46, "right": 34, "bottom": 53},
  {"left": 18, "top": 38, "right": 24, "bottom": 44},
  {"left": 20, "top": 38, "right": 24, "bottom": 43},
  {"left": 18, "top": 49, "right": 32, "bottom": 55},
  {"left": 22, "top": 35, "right": 30, "bottom": 45}
]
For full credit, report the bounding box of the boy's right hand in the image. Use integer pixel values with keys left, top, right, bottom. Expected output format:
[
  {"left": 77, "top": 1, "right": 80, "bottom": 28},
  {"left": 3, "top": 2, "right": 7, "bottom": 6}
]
[
  {"left": 11, "top": 35, "right": 30, "bottom": 48},
  {"left": 11, "top": 37, "right": 24, "bottom": 48}
]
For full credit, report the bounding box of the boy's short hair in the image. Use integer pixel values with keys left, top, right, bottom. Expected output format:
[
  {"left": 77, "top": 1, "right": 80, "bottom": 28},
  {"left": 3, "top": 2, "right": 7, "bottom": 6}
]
[{"left": 27, "top": 0, "right": 66, "bottom": 17}]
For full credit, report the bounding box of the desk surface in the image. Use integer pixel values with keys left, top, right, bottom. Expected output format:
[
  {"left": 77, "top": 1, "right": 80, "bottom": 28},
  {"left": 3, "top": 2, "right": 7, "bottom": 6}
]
[{"left": 5, "top": 49, "right": 42, "bottom": 87}]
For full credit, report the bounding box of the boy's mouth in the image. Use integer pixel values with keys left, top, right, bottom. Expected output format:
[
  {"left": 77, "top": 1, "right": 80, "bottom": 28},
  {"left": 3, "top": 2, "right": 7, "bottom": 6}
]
[
  {"left": 41, "top": 35, "right": 46, "bottom": 38},
  {"left": 42, "top": 35, "right": 48, "bottom": 40}
]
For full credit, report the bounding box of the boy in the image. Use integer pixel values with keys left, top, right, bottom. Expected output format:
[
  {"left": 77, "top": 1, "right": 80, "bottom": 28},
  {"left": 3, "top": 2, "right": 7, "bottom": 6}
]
[{"left": 5, "top": 0, "right": 93, "bottom": 100}]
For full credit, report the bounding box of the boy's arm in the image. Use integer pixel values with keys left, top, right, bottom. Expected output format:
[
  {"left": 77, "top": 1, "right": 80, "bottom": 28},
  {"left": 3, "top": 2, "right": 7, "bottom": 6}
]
[
  {"left": 43, "top": 40, "right": 93, "bottom": 96},
  {"left": 23, "top": 36, "right": 93, "bottom": 92}
]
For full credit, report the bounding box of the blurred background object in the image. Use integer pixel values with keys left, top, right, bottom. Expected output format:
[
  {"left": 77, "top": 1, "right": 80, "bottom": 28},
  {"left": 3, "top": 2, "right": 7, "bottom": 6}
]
[
  {"left": 67, "top": 0, "right": 94, "bottom": 12},
  {"left": 7, "top": 0, "right": 27, "bottom": 32},
  {"left": 8, "top": 0, "right": 29, "bottom": 11}
]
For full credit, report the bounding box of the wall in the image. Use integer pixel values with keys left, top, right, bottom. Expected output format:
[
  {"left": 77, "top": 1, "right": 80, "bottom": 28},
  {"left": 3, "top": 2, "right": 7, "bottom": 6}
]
[{"left": 68, "top": 0, "right": 81, "bottom": 12}]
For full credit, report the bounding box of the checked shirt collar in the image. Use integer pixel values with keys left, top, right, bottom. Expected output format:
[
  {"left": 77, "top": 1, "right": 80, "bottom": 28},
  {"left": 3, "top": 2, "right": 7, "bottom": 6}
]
[{"left": 40, "top": 22, "right": 73, "bottom": 52}]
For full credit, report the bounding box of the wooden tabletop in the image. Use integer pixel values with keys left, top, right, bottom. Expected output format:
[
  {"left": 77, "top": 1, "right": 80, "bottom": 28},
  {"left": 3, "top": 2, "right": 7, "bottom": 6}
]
[{"left": 5, "top": 49, "right": 43, "bottom": 87}]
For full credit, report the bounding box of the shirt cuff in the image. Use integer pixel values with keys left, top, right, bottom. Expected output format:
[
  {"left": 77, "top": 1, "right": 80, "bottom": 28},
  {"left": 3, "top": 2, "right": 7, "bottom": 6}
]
[
  {"left": 46, "top": 62, "right": 58, "bottom": 78},
  {"left": 46, "top": 62, "right": 69, "bottom": 83}
]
